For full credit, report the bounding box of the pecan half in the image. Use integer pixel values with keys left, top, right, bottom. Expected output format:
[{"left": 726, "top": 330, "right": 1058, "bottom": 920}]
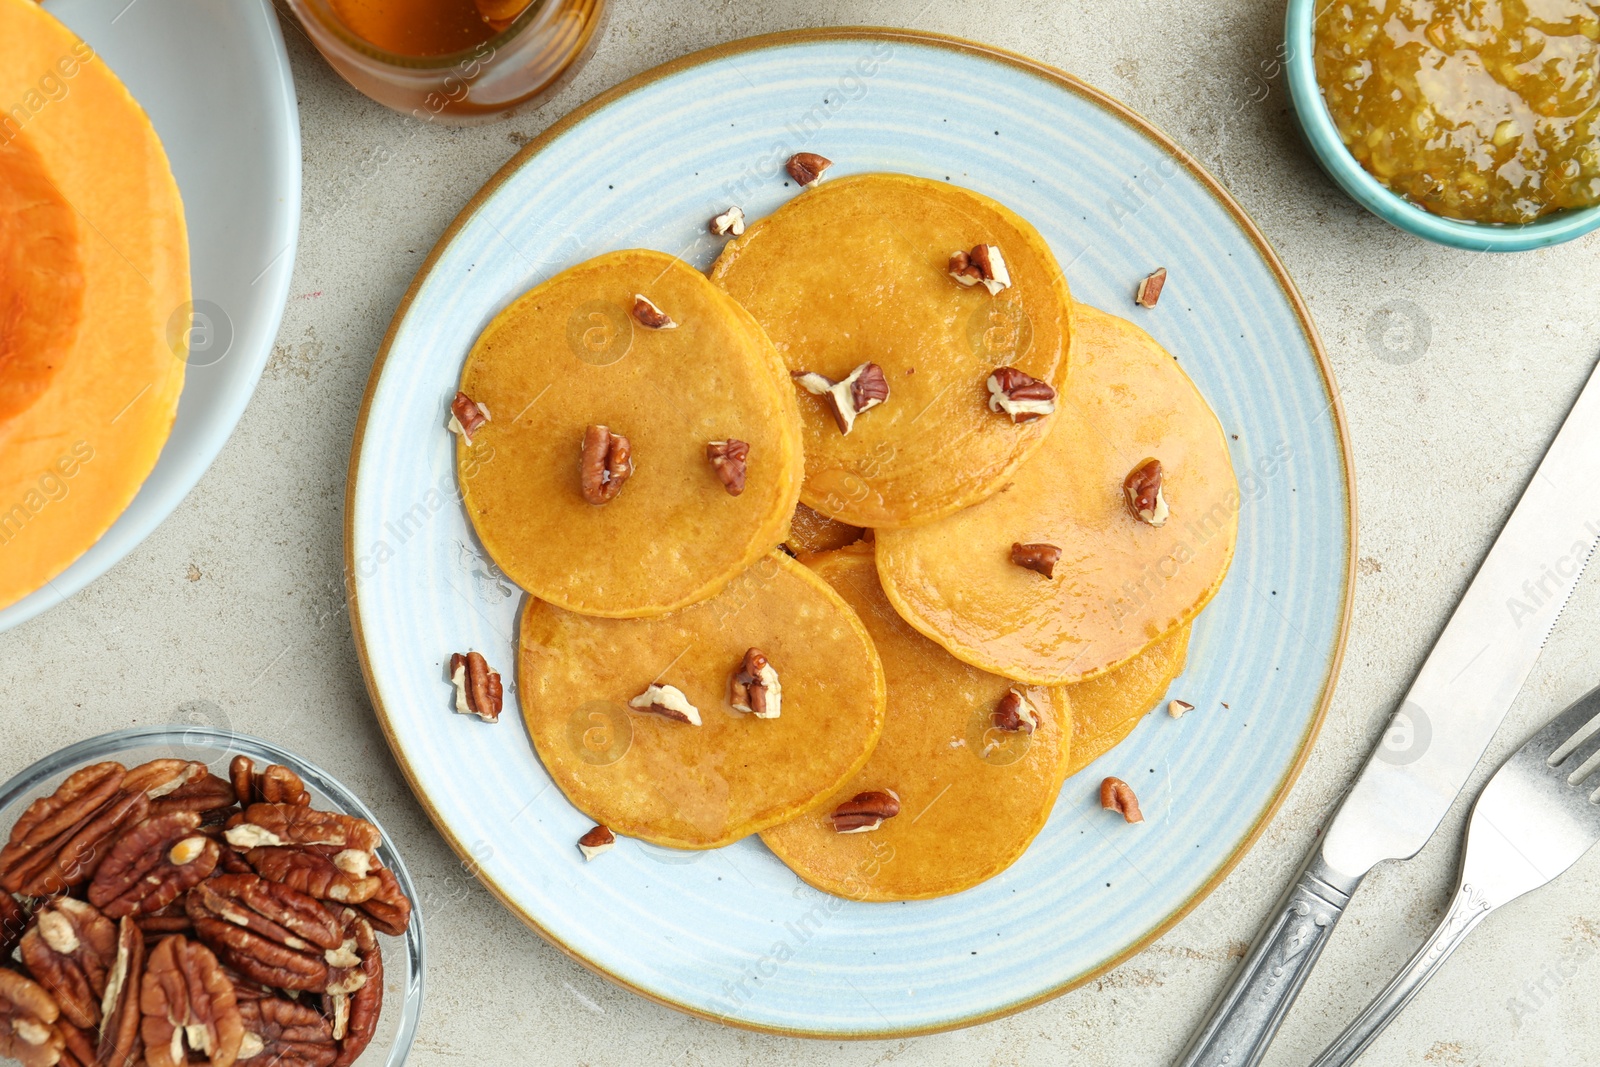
[
  {"left": 235, "top": 995, "right": 335, "bottom": 1067},
  {"left": 1100, "top": 777, "right": 1144, "bottom": 823},
  {"left": 792, "top": 362, "right": 889, "bottom": 435},
  {"left": 448, "top": 651, "right": 503, "bottom": 724},
  {"left": 98, "top": 918, "right": 145, "bottom": 1067},
  {"left": 352, "top": 867, "right": 411, "bottom": 939},
  {"left": 186, "top": 875, "right": 359, "bottom": 995},
  {"left": 992, "top": 688, "right": 1039, "bottom": 734},
  {"left": 0, "top": 891, "right": 24, "bottom": 961},
  {"left": 121, "top": 760, "right": 207, "bottom": 801},
  {"left": 149, "top": 774, "right": 237, "bottom": 824},
  {"left": 786, "top": 152, "right": 831, "bottom": 187},
  {"left": 729, "top": 647, "right": 781, "bottom": 720},
  {"left": 985, "top": 367, "right": 1057, "bottom": 423},
  {"left": 224, "top": 806, "right": 381, "bottom": 855},
  {"left": 0, "top": 969, "right": 63, "bottom": 1067},
  {"left": 705, "top": 439, "right": 750, "bottom": 496},
  {"left": 90, "top": 813, "right": 220, "bottom": 919},
  {"left": 229, "top": 757, "right": 311, "bottom": 809},
  {"left": 631, "top": 294, "right": 676, "bottom": 330},
  {"left": 1010, "top": 541, "right": 1061, "bottom": 579},
  {"left": 628, "top": 683, "right": 702, "bottom": 726},
  {"left": 0, "top": 762, "right": 149, "bottom": 896},
  {"left": 1123, "top": 457, "right": 1169, "bottom": 527},
  {"left": 324, "top": 910, "right": 381, "bottom": 1067},
  {"left": 830, "top": 790, "right": 901, "bottom": 834},
  {"left": 579, "top": 424, "right": 633, "bottom": 505},
  {"left": 55, "top": 1021, "right": 95, "bottom": 1067},
  {"left": 19, "top": 898, "right": 116, "bottom": 1029},
  {"left": 140, "top": 934, "right": 243, "bottom": 1067},
  {"left": 577, "top": 825, "right": 615, "bottom": 862},
  {"left": 949, "top": 244, "right": 1011, "bottom": 295},
  {"left": 1135, "top": 266, "right": 1167, "bottom": 308},
  {"left": 447, "top": 390, "right": 491, "bottom": 445},
  {"left": 709, "top": 205, "right": 746, "bottom": 236},
  {"left": 243, "top": 848, "right": 379, "bottom": 906}
]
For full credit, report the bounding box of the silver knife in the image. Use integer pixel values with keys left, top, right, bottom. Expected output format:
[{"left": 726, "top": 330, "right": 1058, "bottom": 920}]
[{"left": 1175, "top": 354, "right": 1600, "bottom": 1067}]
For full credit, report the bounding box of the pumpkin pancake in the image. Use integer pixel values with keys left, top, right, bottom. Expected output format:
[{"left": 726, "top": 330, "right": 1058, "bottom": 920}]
[
  {"left": 0, "top": 0, "right": 188, "bottom": 610},
  {"left": 519, "top": 551, "right": 885, "bottom": 849},
  {"left": 709, "top": 173, "right": 1073, "bottom": 529},
  {"left": 783, "top": 502, "right": 863, "bottom": 559},
  {"left": 459, "top": 249, "right": 803, "bottom": 618},
  {"left": 1063, "top": 624, "right": 1189, "bottom": 777},
  {"left": 760, "top": 546, "right": 1071, "bottom": 901},
  {"left": 876, "top": 306, "right": 1237, "bottom": 684}
]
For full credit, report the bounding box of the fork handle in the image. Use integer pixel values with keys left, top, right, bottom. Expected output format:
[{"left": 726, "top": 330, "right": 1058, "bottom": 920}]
[
  {"left": 1174, "top": 849, "right": 1363, "bottom": 1067},
  {"left": 1308, "top": 880, "right": 1496, "bottom": 1067}
]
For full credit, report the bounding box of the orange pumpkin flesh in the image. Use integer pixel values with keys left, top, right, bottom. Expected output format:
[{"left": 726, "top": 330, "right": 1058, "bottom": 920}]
[{"left": 0, "top": 0, "right": 189, "bottom": 609}]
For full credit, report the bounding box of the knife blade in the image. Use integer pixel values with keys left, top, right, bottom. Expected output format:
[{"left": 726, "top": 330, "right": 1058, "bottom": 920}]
[{"left": 1177, "top": 354, "right": 1600, "bottom": 1067}]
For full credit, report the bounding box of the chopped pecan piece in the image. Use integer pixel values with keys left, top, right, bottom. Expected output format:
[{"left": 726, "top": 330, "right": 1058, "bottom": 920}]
[
  {"left": 243, "top": 847, "right": 379, "bottom": 905},
  {"left": 577, "top": 825, "right": 615, "bottom": 862},
  {"left": 0, "top": 761, "right": 149, "bottom": 896},
  {"left": 1010, "top": 541, "right": 1062, "bottom": 579},
  {"left": 186, "top": 875, "right": 359, "bottom": 994},
  {"left": 235, "top": 994, "right": 335, "bottom": 1067},
  {"left": 139, "top": 934, "right": 243, "bottom": 1067},
  {"left": 709, "top": 205, "right": 746, "bottom": 236},
  {"left": 1123, "top": 457, "right": 1169, "bottom": 527},
  {"left": 19, "top": 898, "right": 116, "bottom": 1029},
  {"left": 628, "top": 683, "right": 702, "bottom": 726},
  {"left": 786, "top": 152, "right": 831, "bottom": 187},
  {"left": 0, "top": 891, "right": 24, "bottom": 961},
  {"left": 792, "top": 362, "right": 889, "bottom": 435},
  {"left": 448, "top": 651, "right": 503, "bottom": 724},
  {"left": 579, "top": 424, "right": 633, "bottom": 505},
  {"left": 949, "top": 244, "right": 1011, "bottom": 295},
  {"left": 705, "top": 439, "right": 750, "bottom": 496},
  {"left": 229, "top": 756, "right": 311, "bottom": 808},
  {"left": 1168, "top": 699, "right": 1195, "bottom": 718},
  {"left": 447, "top": 390, "right": 491, "bottom": 445},
  {"left": 992, "top": 688, "right": 1039, "bottom": 734},
  {"left": 224, "top": 806, "right": 381, "bottom": 855},
  {"left": 1135, "top": 266, "right": 1167, "bottom": 308},
  {"left": 831, "top": 790, "right": 901, "bottom": 834},
  {"left": 985, "top": 367, "right": 1057, "bottom": 423},
  {"left": 729, "top": 647, "right": 781, "bottom": 720},
  {"left": 90, "top": 812, "right": 220, "bottom": 918},
  {"left": 0, "top": 969, "right": 63, "bottom": 1067},
  {"left": 98, "top": 918, "right": 145, "bottom": 1067},
  {"left": 324, "top": 910, "right": 381, "bottom": 1067},
  {"left": 1100, "top": 777, "right": 1144, "bottom": 823},
  {"left": 631, "top": 294, "right": 676, "bottom": 330},
  {"left": 352, "top": 867, "right": 412, "bottom": 938}
]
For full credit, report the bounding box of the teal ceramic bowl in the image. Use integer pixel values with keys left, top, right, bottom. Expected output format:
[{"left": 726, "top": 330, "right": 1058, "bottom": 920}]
[{"left": 1285, "top": 0, "right": 1600, "bottom": 251}]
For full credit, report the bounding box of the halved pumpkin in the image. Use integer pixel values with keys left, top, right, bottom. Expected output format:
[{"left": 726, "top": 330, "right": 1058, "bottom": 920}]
[{"left": 0, "top": 0, "right": 188, "bottom": 609}]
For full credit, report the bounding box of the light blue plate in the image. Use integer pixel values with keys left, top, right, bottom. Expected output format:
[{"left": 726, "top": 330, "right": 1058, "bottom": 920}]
[{"left": 347, "top": 29, "right": 1355, "bottom": 1037}]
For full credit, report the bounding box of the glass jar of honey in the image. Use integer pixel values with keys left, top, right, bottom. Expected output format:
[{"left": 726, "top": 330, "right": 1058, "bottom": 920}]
[{"left": 282, "top": 0, "right": 606, "bottom": 124}]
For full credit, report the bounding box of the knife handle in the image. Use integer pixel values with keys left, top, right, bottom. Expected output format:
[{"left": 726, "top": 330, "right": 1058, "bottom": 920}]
[{"left": 1174, "top": 849, "right": 1363, "bottom": 1067}]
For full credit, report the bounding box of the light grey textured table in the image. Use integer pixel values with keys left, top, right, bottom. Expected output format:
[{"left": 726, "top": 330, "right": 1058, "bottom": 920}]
[{"left": 8, "top": 2, "right": 1600, "bottom": 1063}]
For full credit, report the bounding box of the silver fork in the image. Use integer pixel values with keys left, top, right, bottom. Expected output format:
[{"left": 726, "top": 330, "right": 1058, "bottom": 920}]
[{"left": 1311, "top": 684, "right": 1600, "bottom": 1066}]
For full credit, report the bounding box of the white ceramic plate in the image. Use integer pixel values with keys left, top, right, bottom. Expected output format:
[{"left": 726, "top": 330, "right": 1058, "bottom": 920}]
[
  {"left": 0, "top": 0, "right": 300, "bottom": 632},
  {"left": 348, "top": 29, "right": 1354, "bottom": 1037}
]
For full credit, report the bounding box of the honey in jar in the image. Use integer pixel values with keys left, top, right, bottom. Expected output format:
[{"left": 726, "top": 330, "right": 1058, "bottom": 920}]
[
  {"left": 326, "top": 0, "right": 498, "bottom": 57},
  {"left": 1316, "top": 0, "right": 1600, "bottom": 224}
]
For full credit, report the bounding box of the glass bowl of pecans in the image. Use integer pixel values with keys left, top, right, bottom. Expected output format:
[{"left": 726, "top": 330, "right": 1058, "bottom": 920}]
[{"left": 0, "top": 727, "right": 423, "bottom": 1067}]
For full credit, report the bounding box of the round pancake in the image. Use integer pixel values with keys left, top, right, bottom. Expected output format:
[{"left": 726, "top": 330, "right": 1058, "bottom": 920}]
[
  {"left": 1063, "top": 624, "right": 1190, "bottom": 778},
  {"left": 459, "top": 249, "right": 803, "bottom": 618},
  {"left": 876, "top": 306, "right": 1237, "bottom": 684},
  {"left": 709, "top": 173, "right": 1072, "bottom": 529},
  {"left": 760, "top": 546, "right": 1071, "bottom": 901},
  {"left": 519, "top": 551, "right": 885, "bottom": 849},
  {"left": 783, "top": 502, "right": 864, "bottom": 559}
]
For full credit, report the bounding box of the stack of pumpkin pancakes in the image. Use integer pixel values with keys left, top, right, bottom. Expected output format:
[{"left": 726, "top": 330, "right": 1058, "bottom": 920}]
[{"left": 455, "top": 173, "right": 1237, "bottom": 901}]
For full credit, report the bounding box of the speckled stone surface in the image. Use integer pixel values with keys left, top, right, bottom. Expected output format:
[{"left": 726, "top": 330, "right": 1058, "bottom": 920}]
[{"left": 5, "top": 2, "right": 1600, "bottom": 1063}]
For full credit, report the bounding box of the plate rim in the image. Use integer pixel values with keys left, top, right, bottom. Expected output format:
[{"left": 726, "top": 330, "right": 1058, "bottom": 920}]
[{"left": 344, "top": 25, "right": 1359, "bottom": 1039}]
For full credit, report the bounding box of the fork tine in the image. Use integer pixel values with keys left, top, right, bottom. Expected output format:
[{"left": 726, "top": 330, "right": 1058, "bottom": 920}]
[{"left": 1535, "top": 685, "right": 1600, "bottom": 766}]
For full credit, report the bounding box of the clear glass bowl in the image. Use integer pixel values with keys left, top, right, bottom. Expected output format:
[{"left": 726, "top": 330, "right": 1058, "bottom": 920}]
[{"left": 0, "top": 727, "right": 425, "bottom": 1067}]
